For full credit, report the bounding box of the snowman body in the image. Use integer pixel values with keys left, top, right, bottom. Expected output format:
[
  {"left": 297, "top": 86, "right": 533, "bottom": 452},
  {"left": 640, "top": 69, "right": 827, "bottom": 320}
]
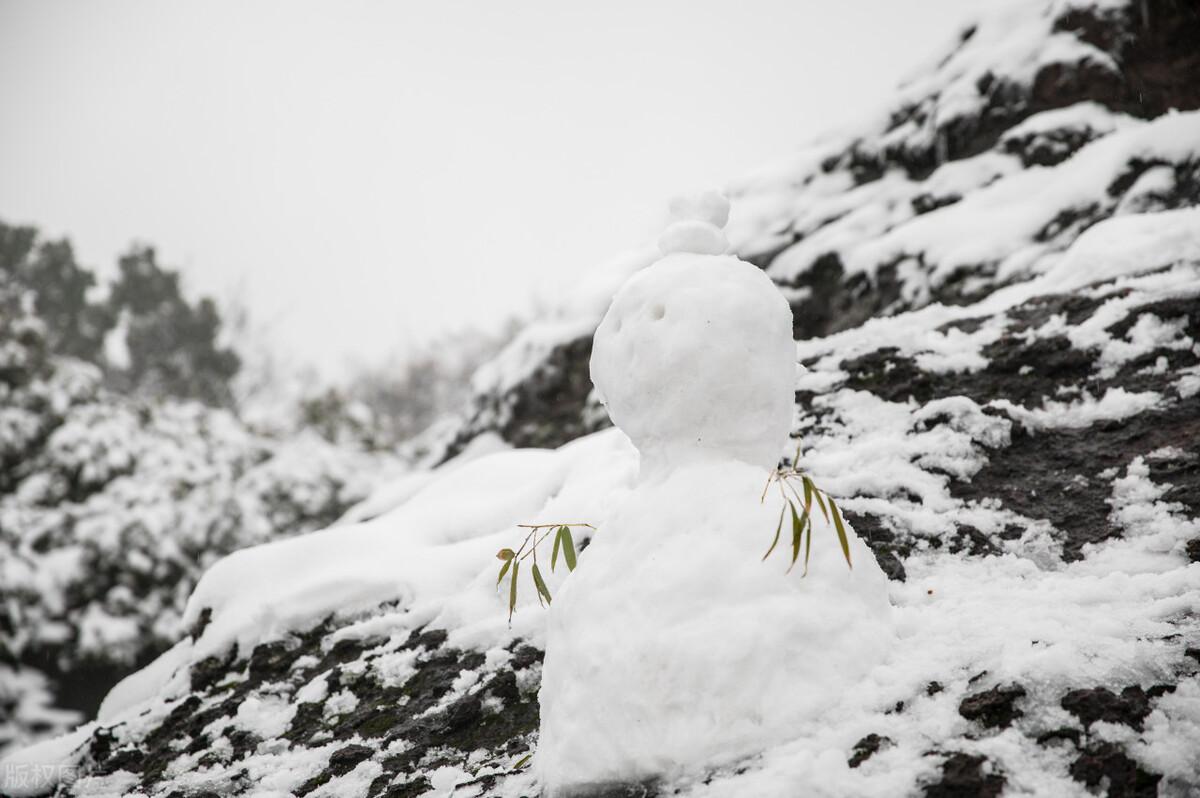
[{"left": 536, "top": 195, "right": 894, "bottom": 794}]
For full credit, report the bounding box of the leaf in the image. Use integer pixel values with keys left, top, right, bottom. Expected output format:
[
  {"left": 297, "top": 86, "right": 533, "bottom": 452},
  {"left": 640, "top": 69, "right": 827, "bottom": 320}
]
[
  {"left": 532, "top": 563, "right": 553, "bottom": 606},
  {"left": 802, "top": 476, "right": 814, "bottom": 516},
  {"left": 508, "top": 561, "right": 520, "bottom": 621},
  {"left": 809, "top": 478, "right": 830, "bottom": 523},
  {"left": 788, "top": 500, "right": 803, "bottom": 573},
  {"left": 561, "top": 526, "right": 578, "bottom": 571},
  {"left": 803, "top": 514, "right": 813, "bottom": 576},
  {"left": 497, "top": 548, "right": 515, "bottom": 561},
  {"left": 512, "top": 754, "right": 532, "bottom": 771},
  {"left": 762, "top": 504, "right": 786, "bottom": 560},
  {"left": 497, "top": 557, "right": 512, "bottom": 586},
  {"left": 551, "top": 527, "right": 562, "bottom": 572},
  {"left": 829, "top": 497, "right": 853, "bottom": 569}
]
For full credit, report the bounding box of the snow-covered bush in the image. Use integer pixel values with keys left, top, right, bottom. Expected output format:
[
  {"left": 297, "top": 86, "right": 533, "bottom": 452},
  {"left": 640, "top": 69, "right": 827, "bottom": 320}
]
[{"left": 0, "top": 220, "right": 404, "bottom": 754}]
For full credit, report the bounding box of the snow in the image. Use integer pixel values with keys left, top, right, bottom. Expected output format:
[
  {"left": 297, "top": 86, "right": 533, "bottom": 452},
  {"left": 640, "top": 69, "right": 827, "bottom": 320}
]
[
  {"left": 589, "top": 245, "right": 795, "bottom": 477},
  {"left": 1036, "top": 206, "right": 1200, "bottom": 294},
  {"left": 538, "top": 206, "right": 895, "bottom": 792},
  {"left": 787, "top": 207, "right": 1200, "bottom": 388},
  {"left": 234, "top": 694, "right": 297, "bottom": 740},
  {"left": 295, "top": 672, "right": 331, "bottom": 705},
  {"left": 657, "top": 220, "right": 729, "bottom": 256},
  {"left": 640, "top": 445, "right": 1198, "bottom": 796},
  {"left": 78, "top": 427, "right": 638, "bottom": 730},
  {"left": 537, "top": 459, "right": 894, "bottom": 792},
  {"left": 1000, "top": 101, "right": 1134, "bottom": 143},
  {"left": 310, "top": 759, "right": 383, "bottom": 798},
  {"left": 668, "top": 190, "right": 731, "bottom": 229},
  {"left": 1178, "top": 367, "right": 1200, "bottom": 400},
  {"left": 657, "top": 191, "right": 733, "bottom": 255},
  {"left": 97, "top": 640, "right": 191, "bottom": 722},
  {"left": 339, "top": 431, "right": 510, "bottom": 524},
  {"left": 993, "top": 387, "right": 1163, "bottom": 431},
  {"left": 0, "top": 721, "right": 95, "bottom": 797},
  {"left": 1139, "top": 681, "right": 1200, "bottom": 790},
  {"left": 845, "top": 113, "right": 1200, "bottom": 288},
  {"left": 1115, "top": 163, "right": 1178, "bottom": 215}
]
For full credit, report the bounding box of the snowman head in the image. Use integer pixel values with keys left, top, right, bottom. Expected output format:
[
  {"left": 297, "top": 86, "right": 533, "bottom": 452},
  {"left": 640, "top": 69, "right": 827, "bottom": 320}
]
[{"left": 590, "top": 192, "right": 796, "bottom": 477}]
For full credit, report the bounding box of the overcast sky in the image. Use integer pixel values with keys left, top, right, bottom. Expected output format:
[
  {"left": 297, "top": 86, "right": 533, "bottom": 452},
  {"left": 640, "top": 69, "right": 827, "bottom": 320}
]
[{"left": 1, "top": 0, "right": 984, "bottom": 377}]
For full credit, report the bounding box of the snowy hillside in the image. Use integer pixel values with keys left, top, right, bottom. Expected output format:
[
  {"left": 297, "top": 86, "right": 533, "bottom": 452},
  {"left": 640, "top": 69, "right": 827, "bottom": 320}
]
[{"left": 3, "top": 0, "right": 1199, "bottom": 796}]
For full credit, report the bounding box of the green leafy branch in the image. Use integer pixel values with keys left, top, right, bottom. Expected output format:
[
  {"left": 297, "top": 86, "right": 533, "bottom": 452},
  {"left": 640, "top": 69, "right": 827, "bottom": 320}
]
[
  {"left": 760, "top": 444, "right": 852, "bottom": 575},
  {"left": 496, "top": 522, "right": 592, "bottom": 621}
]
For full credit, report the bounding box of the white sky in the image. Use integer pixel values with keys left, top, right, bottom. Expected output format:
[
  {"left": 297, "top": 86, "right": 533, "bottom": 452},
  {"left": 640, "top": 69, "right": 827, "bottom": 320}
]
[{"left": 0, "top": 0, "right": 983, "bottom": 377}]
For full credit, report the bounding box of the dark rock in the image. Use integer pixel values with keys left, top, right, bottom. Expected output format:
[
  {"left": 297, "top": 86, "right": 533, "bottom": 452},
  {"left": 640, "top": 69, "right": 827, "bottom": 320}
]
[
  {"left": 952, "top": 399, "right": 1200, "bottom": 561},
  {"left": 843, "top": 510, "right": 908, "bottom": 581},
  {"left": 1070, "top": 742, "right": 1161, "bottom": 797},
  {"left": 548, "top": 782, "right": 659, "bottom": 798},
  {"left": 443, "top": 335, "right": 609, "bottom": 459},
  {"left": 190, "top": 647, "right": 237, "bottom": 693},
  {"left": 1186, "top": 537, "right": 1200, "bottom": 563},
  {"left": 409, "top": 626, "right": 448, "bottom": 652},
  {"left": 225, "top": 728, "right": 260, "bottom": 760},
  {"left": 377, "top": 778, "right": 431, "bottom": 798},
  {"left": 958, "top": 684, "right": 1027, "bottom": 729},
  {"left": 948, "top": 525, "right": 1000, "bottom": 557},
  {"left": 841, "top": 348, "right": 935, "bottom": 404},
  {"left": 1061, "top": 686, "right": 1152, "bottom": 730},
  {"left": 1003, "top": 123, "right": 1107, "bottom": 167},
  {"left": 848, "top": 734, "right": 892, "bottom": 768},
  {"left": 923, "top": 753, "right": 1005, "bottom": 798},
  {"left": 776, "top": 254, "right": 905, "bottom": 342},
  {"left": 327, "top": 743, "right": 374, "bottom": 775},
  {"left": 1036, "top": 727, "right": 1081, "bottom": 746},
  {"left": 912, "top": 192, "right": 962, "bottom": 215},
  {"left": 189, "top": 607, "right": 213, "bottom": 641},
  {"left": 510, "top": 643, "right": 544, "bottom": 670},
  {"left": 873, "top": 549, "right": 908, "bottom": 582},
  {"left": 247, "top": 639, "right": 300, "bottom": 683},
  {"left": 1053, "top": 0, "right": 1200, "bottom": 119}
]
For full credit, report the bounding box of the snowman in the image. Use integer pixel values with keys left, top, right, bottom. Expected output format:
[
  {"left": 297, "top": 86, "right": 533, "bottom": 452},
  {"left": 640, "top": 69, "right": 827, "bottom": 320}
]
[{"left": 535, "top": 192, "right": 895, "bottom": 795}]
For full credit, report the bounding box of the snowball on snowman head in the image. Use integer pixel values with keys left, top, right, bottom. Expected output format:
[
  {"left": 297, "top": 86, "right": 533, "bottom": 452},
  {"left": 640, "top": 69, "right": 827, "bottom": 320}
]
[{"left": 590, "top": 190, "right": 795, "bottom": 477}]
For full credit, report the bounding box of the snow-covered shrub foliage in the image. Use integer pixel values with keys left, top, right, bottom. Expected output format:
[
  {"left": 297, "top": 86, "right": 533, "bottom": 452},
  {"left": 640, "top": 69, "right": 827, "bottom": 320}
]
[
  {"left": 0, "top": 222, "right": 402, "bottom": 755},
  {"left": 0, "top": 368, "right": 394, "bottom": 754},
  {"left": 0, "top": 221, "right": 242, "bottom": 409},
  {"left": 105, "top": 245, "right": 241, "bottom": 407}
]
